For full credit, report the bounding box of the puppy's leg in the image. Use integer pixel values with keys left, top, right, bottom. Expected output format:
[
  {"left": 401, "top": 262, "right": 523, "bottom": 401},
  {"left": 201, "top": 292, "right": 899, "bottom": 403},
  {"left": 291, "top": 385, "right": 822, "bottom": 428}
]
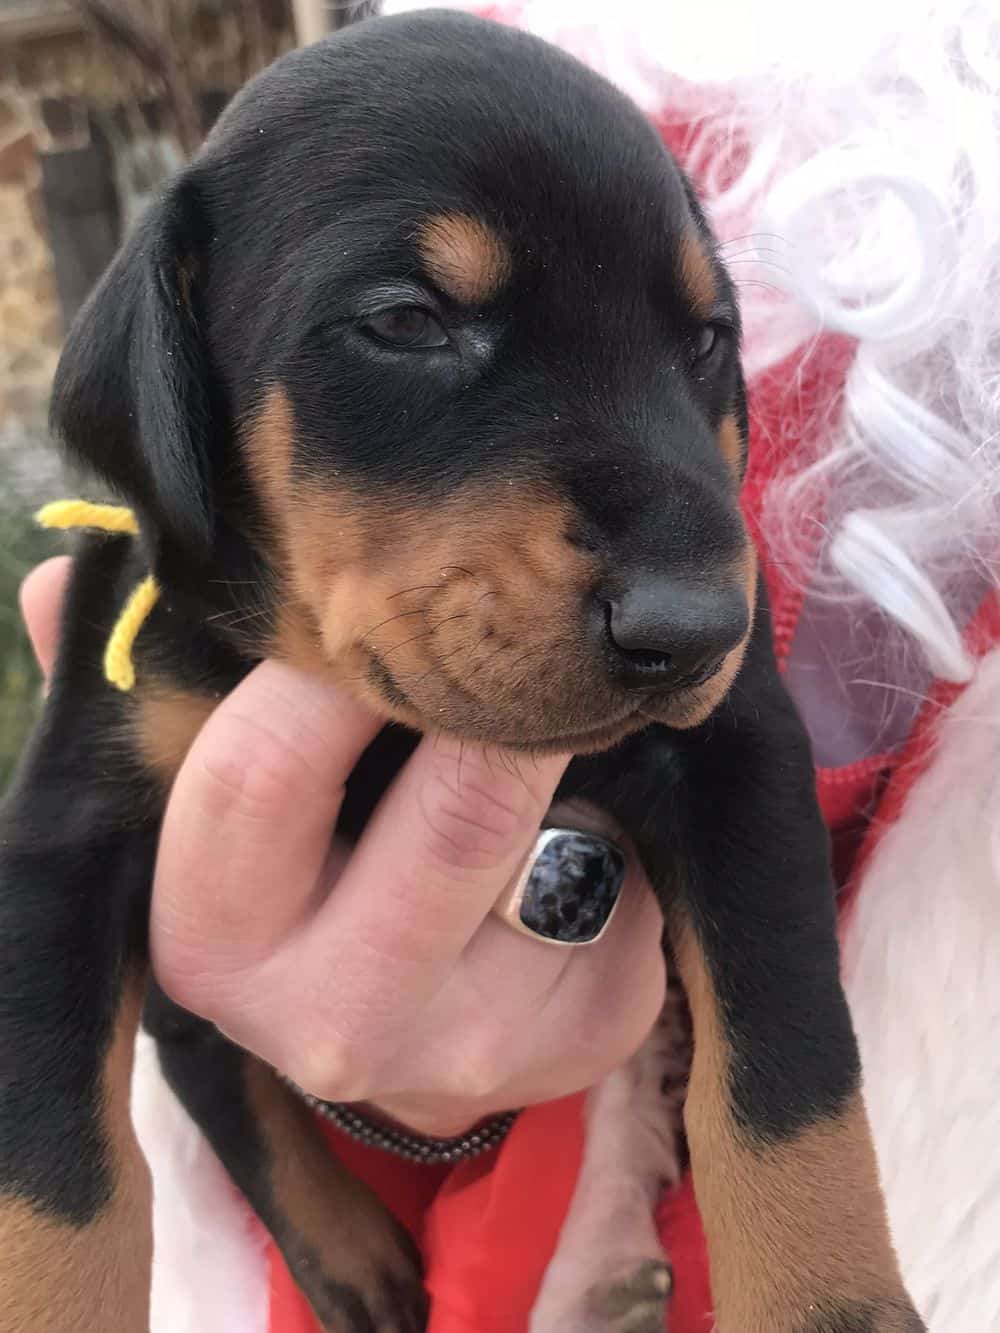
[
  {"left": 530, "top": 979, "right": 689, "bottom": 1333},
  {"left": 0, "top": 845, "right": 156, "bottom": 1333},
  {"left": 147, "top": 987, "right": 427, "bottom": 1333},
  {"left": 671, "top": 905, "right": 923, "bottom": 1333},
  {"left": 657, "top": 628, "right": 925, "bottom": 1332},
  {"left": 0, "top": 541, "right": 199, "bottom": 1332},
  {"left": 564, "top": 594, "right": 926, "bottom": 1333}
]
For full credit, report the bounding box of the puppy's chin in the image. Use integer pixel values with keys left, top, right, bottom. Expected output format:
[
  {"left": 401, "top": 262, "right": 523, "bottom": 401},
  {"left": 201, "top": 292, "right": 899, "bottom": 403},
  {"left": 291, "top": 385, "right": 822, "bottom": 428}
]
[
  {"left": 369, "top": 699, "right": 649, "bottom": 756},
  {"left": 642, "top": 641, "right": 750, "bottom": 732},
  {"left": 305, "top": 636, "right": 745, "bottom": 753},
  {"left": 338, "top": 663, "right": 640, "bottom": 755}
]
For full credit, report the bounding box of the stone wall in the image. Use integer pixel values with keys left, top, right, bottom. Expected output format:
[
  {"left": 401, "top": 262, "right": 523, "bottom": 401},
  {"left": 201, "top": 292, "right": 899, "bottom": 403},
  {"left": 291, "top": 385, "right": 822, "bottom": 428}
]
[
  {"left": 0, "top": 3, "right": 294, "bottom": 498},
  {"left": 0, "top": 81, "right": 60, "bottom": 490}
]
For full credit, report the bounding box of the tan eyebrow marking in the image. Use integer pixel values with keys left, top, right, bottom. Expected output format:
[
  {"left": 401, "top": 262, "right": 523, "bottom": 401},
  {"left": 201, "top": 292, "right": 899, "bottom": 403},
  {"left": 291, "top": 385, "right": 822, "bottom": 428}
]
[
  {"left": 418, "top": 212, "right": 512, "bottom": 305},
  {"left": 678, "top": 227, "right": 719, "bottom": 321}
]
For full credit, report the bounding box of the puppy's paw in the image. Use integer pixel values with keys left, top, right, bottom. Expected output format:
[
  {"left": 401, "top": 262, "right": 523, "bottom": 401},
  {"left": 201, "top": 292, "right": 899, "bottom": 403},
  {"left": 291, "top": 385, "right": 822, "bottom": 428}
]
[
  {"left": 309, "top": 1271, "right": 427, "bottom": 1333},
  {"left": 531, "top": 1255, "right": 673, "bottom": 1333},
  {"left": 585, "top": 1258, "right": 673, "bottom": 1332},
  {"left": 284, "top": 1211, "right": 427, "bottom": 1333}
]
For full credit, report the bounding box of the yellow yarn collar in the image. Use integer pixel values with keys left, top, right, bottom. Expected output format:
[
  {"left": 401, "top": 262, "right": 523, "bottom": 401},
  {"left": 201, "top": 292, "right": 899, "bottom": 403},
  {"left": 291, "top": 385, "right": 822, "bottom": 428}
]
[{"left": 36, "top": 500, "right": 159, "bottom": 692}]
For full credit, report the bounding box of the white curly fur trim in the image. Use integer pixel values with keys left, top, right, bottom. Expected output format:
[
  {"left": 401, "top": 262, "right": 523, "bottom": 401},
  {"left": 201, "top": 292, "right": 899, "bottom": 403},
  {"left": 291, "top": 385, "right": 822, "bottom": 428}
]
[{"left": 842, "top": 645, "right": 1000, "bottom": 1331}]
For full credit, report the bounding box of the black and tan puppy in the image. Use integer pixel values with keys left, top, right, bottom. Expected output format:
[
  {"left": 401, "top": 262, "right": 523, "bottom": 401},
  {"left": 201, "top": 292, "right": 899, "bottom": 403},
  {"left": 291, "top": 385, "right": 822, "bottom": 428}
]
[{"left": 0, "top": 10, "right": 924, "bottom": 1332}]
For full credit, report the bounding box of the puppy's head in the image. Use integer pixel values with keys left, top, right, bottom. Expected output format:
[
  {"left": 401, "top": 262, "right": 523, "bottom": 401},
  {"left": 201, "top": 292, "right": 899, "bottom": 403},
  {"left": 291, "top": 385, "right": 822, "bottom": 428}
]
[{"left": 53, "top": 10, "right": 753, "bottom": 753}]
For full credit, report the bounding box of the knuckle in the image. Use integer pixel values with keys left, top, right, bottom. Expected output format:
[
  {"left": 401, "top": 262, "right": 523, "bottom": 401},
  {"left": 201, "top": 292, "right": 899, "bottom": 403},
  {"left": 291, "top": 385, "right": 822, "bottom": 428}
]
[
  {"left": 282, "top": 1041, "right": 371, "bottom": 1104},
  {"left": 418, "top": 748, "right": 539, "bottom": 874},
  {"left": 192, "top": 711, "right": 313, "bottom": 822},
  {"left": 445, "top": 1035, "right": 508, "bottom": 1104},
  {"left": 153, "top": 951, "right": 207, "bottom": 1017}
]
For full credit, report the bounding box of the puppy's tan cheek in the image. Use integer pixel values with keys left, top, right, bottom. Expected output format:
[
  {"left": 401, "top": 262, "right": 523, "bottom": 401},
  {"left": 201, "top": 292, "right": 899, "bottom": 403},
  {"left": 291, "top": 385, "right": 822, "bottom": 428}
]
[
  {"left": 718, "top": 412, "right": 745, "bottom": 480},
  {"left": 244, "top": 387, "right": 607, "bottom": 733},
  {"left": 356, "top": 492, "right": 593, "bottom": 688},
  {"left": 243, "top": 385, "right": 376, "bottom": 667}
]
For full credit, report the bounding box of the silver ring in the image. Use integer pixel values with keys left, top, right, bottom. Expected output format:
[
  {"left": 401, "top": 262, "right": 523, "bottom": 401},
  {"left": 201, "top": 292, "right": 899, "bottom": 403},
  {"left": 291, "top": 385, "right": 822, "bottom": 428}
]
[{"left": 492, "top": 827, "right": 626, "bottom": 946}]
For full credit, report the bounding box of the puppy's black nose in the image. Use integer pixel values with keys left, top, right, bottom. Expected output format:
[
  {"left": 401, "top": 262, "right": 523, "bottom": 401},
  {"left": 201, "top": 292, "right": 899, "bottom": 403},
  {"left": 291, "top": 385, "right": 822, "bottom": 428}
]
[{"left": 602, "top": 576, "right": 749, "bottom": 692}]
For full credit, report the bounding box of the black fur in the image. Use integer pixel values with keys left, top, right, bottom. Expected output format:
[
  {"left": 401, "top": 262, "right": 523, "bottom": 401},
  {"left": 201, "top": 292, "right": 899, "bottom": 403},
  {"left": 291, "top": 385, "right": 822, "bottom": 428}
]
[
  {"left": 796, "top": 1306, "right": 928, "bottom": 1333},
  {"left": 0, "top": 10, "right": 924, "bottom": 1331},
  {"left": 0, "top": 535, "right": 157, "bottom": 1225}
]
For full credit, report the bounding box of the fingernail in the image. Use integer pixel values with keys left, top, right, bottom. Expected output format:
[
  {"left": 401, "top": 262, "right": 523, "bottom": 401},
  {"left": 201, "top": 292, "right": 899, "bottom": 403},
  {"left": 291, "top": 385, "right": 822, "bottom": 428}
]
[{"left": 494, "top": 829, "right": 626, "bottom": 945}]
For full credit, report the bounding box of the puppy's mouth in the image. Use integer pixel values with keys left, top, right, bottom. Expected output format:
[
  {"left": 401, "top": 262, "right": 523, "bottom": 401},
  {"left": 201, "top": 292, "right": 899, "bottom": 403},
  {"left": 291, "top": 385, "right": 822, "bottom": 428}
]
[
  {"left": 366, "top": 650, "right": 716, "bottom": 753},
  {"left": 367, "top": 651, "right": 637, "bottom": 745}
]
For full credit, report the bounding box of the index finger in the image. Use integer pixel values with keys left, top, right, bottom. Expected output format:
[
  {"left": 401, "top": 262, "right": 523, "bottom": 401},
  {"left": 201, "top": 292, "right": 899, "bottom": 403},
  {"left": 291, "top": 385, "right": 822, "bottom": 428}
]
[{"left": 272, "top": 734, "right": 569, "bottom": 1052}]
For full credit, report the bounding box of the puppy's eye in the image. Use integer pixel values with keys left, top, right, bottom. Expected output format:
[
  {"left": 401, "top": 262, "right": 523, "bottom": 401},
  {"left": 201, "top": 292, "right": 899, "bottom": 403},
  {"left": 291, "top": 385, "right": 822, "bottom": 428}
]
[
  {"left": 362, "top": 306, "right": 449, "bottom": 349},
  {"left": 692, "top": 323, "right": 724, "bottom": 363}
]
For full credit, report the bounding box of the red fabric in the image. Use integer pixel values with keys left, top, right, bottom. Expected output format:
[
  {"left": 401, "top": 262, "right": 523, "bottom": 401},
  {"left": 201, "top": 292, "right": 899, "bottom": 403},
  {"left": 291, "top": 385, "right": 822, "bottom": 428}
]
[
  {"left": 267, "top": 1100, "right": 717, "bottom": 1333},
  {"left": 265, "top": 95, "right": 999, "bottom": 1333}
]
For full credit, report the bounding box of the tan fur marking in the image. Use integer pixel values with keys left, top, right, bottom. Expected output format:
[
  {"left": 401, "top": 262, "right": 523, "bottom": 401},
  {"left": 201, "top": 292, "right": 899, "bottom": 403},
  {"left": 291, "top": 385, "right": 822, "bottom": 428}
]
[
  {"left": 242, "top": 1062, "right": 420, "bottom": 1326},
  {"left": 718, "top": 412, "right": 744, "bottom": 478},
  {"left": 672, "top": 916, "right": 907, "bottom": 1333},
  {"left": 418, "top": 212, "right": 512, "bottom": 305},
  {"left": 244, "top": 386, "right": 617, "bottom": 750},
  {"left": 679, "top": 229, "right": 718, "bottom": 321},
  {"left": 245, "top": 388, "right": 755, "bottom": 749},
  {"left": 244, "top": 382, "right": 297, "bottom": 525},
  {"left": 242, "top": 388, "right": 330, "bottom": 673},
  {"left": 0, "top": 979, "right": 152, "bottom": 1333},
  {"left": 135, "top": 687, "right": 219, "bottom": 785}
]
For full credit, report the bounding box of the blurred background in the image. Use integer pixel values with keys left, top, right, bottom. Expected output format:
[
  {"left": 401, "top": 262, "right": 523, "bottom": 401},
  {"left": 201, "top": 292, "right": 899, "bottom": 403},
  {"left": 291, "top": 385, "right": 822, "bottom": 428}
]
[{"left": 0, "top": 0, "right": 374, "bottom": 785}]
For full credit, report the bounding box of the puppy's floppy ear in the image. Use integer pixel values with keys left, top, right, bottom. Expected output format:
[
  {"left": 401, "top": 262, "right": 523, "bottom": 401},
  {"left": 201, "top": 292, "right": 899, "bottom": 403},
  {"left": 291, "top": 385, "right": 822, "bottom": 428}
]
[{"left": 51, "top": 175, "right": 214, "bottom": 561}]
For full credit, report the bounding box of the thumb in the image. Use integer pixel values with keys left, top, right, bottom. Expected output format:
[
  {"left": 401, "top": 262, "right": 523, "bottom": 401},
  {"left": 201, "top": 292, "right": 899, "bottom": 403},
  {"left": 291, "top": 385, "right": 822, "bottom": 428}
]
[{"left": 19, "top": 557, "right": 72, "bottom": 680}]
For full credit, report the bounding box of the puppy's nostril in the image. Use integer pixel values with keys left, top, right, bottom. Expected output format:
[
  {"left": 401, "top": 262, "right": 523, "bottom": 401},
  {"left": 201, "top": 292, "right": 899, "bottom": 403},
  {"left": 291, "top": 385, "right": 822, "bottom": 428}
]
[{"left": 604, "top": 603, "right": 673, "bottom": 675}]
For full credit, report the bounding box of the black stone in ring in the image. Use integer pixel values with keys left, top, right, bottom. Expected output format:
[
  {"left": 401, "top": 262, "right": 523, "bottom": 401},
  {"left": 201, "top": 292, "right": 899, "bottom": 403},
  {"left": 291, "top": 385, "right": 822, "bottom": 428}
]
[{"left": 518, "top": 830, "right": 626, "bottom": 943}]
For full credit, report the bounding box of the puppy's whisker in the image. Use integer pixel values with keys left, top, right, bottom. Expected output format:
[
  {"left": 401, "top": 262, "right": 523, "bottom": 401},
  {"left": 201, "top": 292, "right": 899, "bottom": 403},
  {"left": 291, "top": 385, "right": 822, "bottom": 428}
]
[
  {"left": 428, "top": 610, "right": 474, "bottom": 633},
  {"left": 386, "top": 584, "right": 445, "bottom": 601},
  {"left": 377, "top": 611, "right": 474, "bottom": 662},
  {"left": 504, "top": 638, "right": 572, "bottom": 678},
  {"left": 720, "top": 230, "right": 786, "bottom": 248},
  {"left": 505, "top": 750, "right": 529, "bottom": 791},
  {"left": 360, "top": 606, "right": 428, "bottom": 642},
  {"left": 727, "top": 259, "right": 797, "bottom": 284},
  {"left": 733, "top": 279, "right": 787, "bottom": 298},
  {"left": 403, "top": 631, "right": 488, "bottom": 691},
  {"left": 204, "top": 605, "right": 274, "bottom": 630},
  {"left": 377, "top": 628, "right": 437, "bottom": 660},
  {"left": 720, "top": 247, "right": 787, "bottom": 262}
]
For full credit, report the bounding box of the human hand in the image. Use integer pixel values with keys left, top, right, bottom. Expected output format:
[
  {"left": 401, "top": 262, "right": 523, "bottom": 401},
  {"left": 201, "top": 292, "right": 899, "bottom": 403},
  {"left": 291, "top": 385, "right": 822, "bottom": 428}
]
[{"left": 20, "top": 557, "right": 665, "bottom": 1137}]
